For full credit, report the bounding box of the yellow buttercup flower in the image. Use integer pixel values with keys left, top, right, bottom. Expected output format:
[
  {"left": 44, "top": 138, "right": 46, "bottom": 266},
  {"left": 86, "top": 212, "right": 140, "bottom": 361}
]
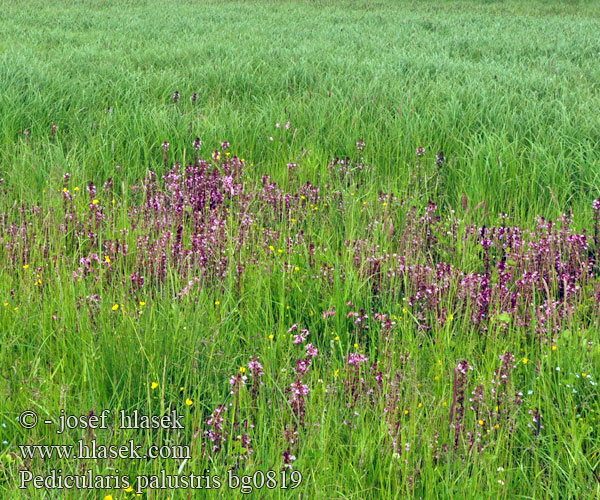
[
  {"left": 92, "top": 199, "right": 99, "bottom": 205},
  {"left": 139, "top": 301, "right": 146, "bottom": 306},
  {"left": 112, "top": 304, "right": 119, "bottom": 311},
  {"left": 185, "top": 398, "right": 193, "bottom": 406},
  {"left": 151, "top": 382, "right": 158, "bottom": 390},
  {"left": 23, "top": 264, "right": 29, "bottom": 269},
  {"left": 268, "top": 334, "right": 274, "bottom": 340},
  {"left": 522, "top": 357, "right": 528, "bottom": 364}
]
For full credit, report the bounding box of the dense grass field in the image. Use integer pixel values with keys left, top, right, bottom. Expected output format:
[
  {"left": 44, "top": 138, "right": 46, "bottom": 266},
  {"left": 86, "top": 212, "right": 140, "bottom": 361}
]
[{"left": 1, "top": 1, "right": 600, "bottom": 498}]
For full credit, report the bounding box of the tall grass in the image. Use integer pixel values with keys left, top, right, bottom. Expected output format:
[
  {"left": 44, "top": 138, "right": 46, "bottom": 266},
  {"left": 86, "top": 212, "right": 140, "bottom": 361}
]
[{"left": 0, "top": 1, "right": 599, "bottom": 499}]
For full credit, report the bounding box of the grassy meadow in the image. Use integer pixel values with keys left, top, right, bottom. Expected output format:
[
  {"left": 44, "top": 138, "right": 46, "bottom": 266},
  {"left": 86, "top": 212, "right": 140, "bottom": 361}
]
[{"left": 1, "top": 0, "right": 600, "bottom": 498}]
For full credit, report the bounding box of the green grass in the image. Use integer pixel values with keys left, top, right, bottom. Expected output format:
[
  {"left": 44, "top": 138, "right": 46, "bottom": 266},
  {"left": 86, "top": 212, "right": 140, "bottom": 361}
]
[
  {"left": 2, "top": 0, "right": 600, "bottom": 218},
  {"left": 0, "top": 1, "right": 600, "bottom": 499}
]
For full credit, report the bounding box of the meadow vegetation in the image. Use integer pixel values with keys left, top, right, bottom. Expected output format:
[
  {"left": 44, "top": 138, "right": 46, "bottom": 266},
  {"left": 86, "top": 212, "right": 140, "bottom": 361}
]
[{"left": 0, "top": 1, "right": 599, "bottom": 498}]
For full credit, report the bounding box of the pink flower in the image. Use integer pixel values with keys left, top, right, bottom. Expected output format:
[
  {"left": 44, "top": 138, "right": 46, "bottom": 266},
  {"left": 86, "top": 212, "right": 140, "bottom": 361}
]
[{"left": 305, "top": 343, "right": 318, "bottom": 357}]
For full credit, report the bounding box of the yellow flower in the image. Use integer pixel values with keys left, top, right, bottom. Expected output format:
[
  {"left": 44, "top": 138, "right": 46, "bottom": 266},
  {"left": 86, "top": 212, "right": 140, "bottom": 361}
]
[
  {"left": 418, "top": 403, "right": 423, "bottom": 408},
  {"left": 334, "top": 369, "right": 340, "bottom": 378},
  {"left": 63, "top": 187, "right": 67, "bottom": 192},
  {"left": 124, "top": 485, "right": 134, "bottom": 492},
  {"left": 139, "top": 301, "right": 146, "bottom": 306},
  {"left": 294, "top": 266, "right": 300, "bottom": 271},
  {"left": 404, "top": 410, "right": 409, "bottom": 415},
  {"left": 105, "top": 255, "right": 111, "bottom": 263},
  {"left": 239, "top": 367, "right": 246, "bottom": 373},
  {"left": 334, "top": 336, "right": 340, "bottom": 341},
  {"left": 353, "top": 343, "right": 358, "bottom": 349},
  {"left": 151, "top": 382, "right": 159, "bottom": 390},
  {"left": 92, "top": 199, "right": 99, "bottom": 205},
  {"left": 112, "top": 304, "right": 119, "bottom": 311},
  {"left": 23, "top": 264, "right": 29, "bottom": 269},
  {"left": 582, "top": 372, "right": 588, "bottom": 378},
  {"left": 552, "top": 345, "right": 557, "bottom": 351},
  {"left": 434, "top": 375, "right": 440, "bottom": 381},
  {"left": 522, "top": 357, "right": 528, "bottom": 364},
  {"left": 104, "top": 496, "right": 113, "bottom": 500},
  {"left": 478, "top": 419, "right": 484, "bottom": 426},
  {"left": 214, "top": 301, "right": 220, "bottom": 306},
  {"left": 448, "top": 314, "right": 454, "bottom": 321},
  {"left": 185, "top": 398, "right": 193, "bottom": 406},
  {"left": 3, "top": 303, "right": 7, "bottom": 307},
  {"left": 268, "top": 334, "right": 274, "bottom": 340},
  {"left": 269, "top": 245, "right": 275, "bottom": 252},
  {"left": 442, "top": 401, "right": 447, "bottom": 406},
  {"left": 74, "top": 186, "right": 79, "bottom": 191}
]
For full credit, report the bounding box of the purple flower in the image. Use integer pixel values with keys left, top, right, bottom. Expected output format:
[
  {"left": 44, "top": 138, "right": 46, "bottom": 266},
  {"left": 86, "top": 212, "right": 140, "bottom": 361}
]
[
  {"left": 293, "top": 329, "right": 309, "bottom": 344},
  {"left": 345, "top": 353, "right": 368, "bottom": 366},
  {"left": 305, "top": 343, "right": 318, "bottom": 357},
  {"left": 248, "top": 356, "right": 264, "bottom": 377}
]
